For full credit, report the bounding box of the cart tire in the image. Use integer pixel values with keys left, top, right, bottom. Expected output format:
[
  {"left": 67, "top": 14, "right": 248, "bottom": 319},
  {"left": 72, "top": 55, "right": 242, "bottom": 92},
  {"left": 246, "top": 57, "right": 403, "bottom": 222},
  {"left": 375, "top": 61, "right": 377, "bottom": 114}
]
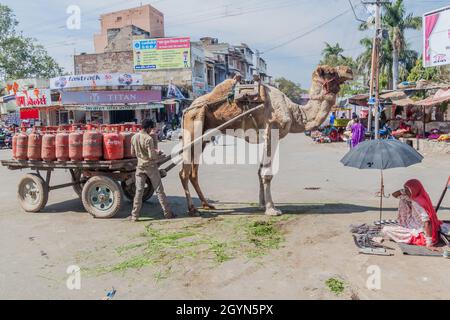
[
  {"left": 82, "top": 176, "right": 122, "bottom": 219},
  {"left": 121, "top": 178, "right": 155, "bottom": 202},
  {"left": 17, "top": 173, "right": 49, "bottom": 213}
]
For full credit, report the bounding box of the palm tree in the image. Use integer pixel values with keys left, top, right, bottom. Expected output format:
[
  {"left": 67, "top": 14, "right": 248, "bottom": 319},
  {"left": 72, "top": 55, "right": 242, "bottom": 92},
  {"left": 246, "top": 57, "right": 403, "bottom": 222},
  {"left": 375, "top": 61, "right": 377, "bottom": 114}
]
[
  {"left": 383, "top": 0, "right": 421, "bottom": 89},
  {"left": 358, "top": 0, "right": 421, "bottom": 90},
  {"left": 322, "top": 42, "right": 345, "bottom": 60}
]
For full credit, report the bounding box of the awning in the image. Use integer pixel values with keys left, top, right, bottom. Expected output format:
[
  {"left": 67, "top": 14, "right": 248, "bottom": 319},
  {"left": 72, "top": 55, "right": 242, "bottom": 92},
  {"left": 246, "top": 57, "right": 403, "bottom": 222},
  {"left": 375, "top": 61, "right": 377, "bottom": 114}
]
[
  {"left": 380, "top": 91, "right": 406, "bottom": 99},
  {"left": 414, "top": 88, "right": 450, "bottom": 107},
  {"left": 348, "top": 94, "right": 369, "bottom": 106},
  {"left": 380, "top": 91, "right": 415, "bottom": 106},
  {"left": 390, "top": 97, "right": 415, "bottom": 107}
]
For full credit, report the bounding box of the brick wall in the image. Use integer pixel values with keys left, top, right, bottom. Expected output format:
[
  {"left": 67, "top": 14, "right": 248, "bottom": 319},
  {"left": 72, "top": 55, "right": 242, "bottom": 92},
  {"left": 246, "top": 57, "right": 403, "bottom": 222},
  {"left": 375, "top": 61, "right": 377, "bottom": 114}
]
[{"left": 74, "top": 51, "right": 134, "bottom": 74}]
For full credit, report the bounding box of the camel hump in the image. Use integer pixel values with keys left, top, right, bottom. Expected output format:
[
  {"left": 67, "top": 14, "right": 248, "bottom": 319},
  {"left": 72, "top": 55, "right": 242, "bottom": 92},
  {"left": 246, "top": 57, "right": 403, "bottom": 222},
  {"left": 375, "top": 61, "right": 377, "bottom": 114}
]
[{"left": 184, "top": 79, "right": 237, "bottom": 113}]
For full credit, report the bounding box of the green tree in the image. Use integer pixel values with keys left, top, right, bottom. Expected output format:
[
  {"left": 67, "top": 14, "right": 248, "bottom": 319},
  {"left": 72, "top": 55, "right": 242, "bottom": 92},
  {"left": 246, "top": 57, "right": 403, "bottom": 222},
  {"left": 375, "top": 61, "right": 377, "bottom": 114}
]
[
  {"left": 356, "top": 36, "right": 417, "bottom": 90},
  {"left": 320, "top": 42, "right": 357, "bottom": 69},
  {"left": 407, "top": 57, "right": 445, "bottom": 82},
  {"left": 274, "top": 77, "right": 307, "bottom": 103},
  {"left": 0, "top": 4, "right": 62, "bottom": 81},
  {"left": 359, "top": 0, "right": 421, "bottom": 90},
  {"left": 322, "top": 42, "right": 345, "bottom": 60},
  {"left": 384, "top": 0, "right": 421, "bottom": 89}
]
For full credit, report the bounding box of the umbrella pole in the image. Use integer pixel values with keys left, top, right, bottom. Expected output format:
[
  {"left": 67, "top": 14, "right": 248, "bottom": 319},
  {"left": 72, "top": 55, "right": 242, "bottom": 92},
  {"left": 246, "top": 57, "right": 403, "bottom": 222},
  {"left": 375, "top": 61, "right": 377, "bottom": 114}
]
[{"left": 379, "top": 169, "right": 384, "bottom": 222}]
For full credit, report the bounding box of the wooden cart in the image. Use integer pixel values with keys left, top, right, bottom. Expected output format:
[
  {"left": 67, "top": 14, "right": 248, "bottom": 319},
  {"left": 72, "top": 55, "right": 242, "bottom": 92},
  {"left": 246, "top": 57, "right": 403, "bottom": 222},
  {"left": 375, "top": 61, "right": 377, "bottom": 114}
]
[
  {"left": 1, "top": 103, "right": 264, "bottom": 219},
  {"left": 0, "top": 159, "right": 163, "bottom": 218}
]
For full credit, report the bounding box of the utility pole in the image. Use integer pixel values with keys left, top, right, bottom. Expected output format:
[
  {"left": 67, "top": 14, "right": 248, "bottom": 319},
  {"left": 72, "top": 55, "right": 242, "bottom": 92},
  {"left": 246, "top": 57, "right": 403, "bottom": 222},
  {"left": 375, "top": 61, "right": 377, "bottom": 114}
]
[{"left": 363, "top": 0, "right": 388, "bottom": 139}]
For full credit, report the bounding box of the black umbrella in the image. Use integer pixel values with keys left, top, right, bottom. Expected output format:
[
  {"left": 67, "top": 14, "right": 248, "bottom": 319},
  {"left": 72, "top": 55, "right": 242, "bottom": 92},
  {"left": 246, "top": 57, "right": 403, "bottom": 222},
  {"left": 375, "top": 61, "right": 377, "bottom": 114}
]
[{"left": 341, "top": 139, "right": 424, "bottom": 221}]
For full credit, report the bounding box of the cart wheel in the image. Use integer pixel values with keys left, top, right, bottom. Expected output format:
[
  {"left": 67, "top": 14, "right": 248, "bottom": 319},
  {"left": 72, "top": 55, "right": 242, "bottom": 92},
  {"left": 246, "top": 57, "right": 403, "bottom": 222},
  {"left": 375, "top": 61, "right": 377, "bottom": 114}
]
[
  {"left": 121, "top": 177, "right": 155, "bottom": 202},
  {"left": 71, "top": 169, "right": 85, "bottom": 198},
  {"left": 17, "top": 173, "right": 49, "bottom": 213},
  {"left": 82, "top": 176, "right": 122, "bottom": 219}
]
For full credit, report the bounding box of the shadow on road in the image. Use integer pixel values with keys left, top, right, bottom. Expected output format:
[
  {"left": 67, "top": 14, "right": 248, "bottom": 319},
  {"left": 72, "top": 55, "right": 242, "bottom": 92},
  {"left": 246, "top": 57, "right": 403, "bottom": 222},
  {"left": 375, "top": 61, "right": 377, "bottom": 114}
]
[{"left": 40, "top": 196, "right": 450, "bottom": 221}]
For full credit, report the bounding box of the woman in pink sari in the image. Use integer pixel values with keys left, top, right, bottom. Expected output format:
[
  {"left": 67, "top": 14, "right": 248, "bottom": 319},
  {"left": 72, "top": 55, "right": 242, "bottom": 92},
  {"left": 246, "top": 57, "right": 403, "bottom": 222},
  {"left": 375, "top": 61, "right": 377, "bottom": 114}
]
[
  {"left": 351, "top": 118, "right": 365, "bottom": 148},
  {"left": 382, "top": 179, "right": 443, "bottom": 249}
]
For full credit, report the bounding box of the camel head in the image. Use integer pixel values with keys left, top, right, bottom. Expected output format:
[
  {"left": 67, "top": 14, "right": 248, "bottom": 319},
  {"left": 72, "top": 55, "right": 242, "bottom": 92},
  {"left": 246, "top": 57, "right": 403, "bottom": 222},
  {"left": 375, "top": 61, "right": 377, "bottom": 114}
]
[{"left": 312, "top": 65, "right": 353, "bottom": 95}]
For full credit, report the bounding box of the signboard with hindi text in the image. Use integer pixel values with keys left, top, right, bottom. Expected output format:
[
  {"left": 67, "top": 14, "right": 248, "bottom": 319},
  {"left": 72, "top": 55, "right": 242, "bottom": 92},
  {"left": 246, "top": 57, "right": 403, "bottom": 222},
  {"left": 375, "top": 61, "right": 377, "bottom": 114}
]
[
  {"left": 133, "top": 37, "right": 191, "bottom": 70},
  {"left": 424, "top": 5, "right": 450, "bottom": 67},
  {"left": 15, "top": 89, "right": 52, "bottom": 108}
]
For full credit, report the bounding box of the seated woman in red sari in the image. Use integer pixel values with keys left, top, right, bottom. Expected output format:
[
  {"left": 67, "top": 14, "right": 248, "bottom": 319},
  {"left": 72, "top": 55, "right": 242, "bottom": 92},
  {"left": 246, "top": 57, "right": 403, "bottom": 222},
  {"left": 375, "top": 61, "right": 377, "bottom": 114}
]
[{"left": 382, "top": 179, "right": 443, "bottom": 249}]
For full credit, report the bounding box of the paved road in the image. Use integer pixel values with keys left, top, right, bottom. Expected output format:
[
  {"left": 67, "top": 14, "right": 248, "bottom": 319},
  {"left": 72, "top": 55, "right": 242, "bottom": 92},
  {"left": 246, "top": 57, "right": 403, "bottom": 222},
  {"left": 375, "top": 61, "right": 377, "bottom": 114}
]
[{"left": 0, "top": 134, "right": 449, "bottom": 299}]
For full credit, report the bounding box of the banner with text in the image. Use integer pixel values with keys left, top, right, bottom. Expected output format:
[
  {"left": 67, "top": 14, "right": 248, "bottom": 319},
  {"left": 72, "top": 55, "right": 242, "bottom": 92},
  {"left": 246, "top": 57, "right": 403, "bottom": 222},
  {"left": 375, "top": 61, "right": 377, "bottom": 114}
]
[
  {"left": 50, "top": 73, "right": 144, "bottom": 89},
  {"left": 133, "top": 37, "right": 191, "bottom": 70},
  {"left": 424, "top": 5, "right": 450, "bottom": 67},
  {"left": 61, "top": 90, "right": 162, "bottom": 105},
  {"left": 15, "top": 89, "right": 52, "bottom": 108}
]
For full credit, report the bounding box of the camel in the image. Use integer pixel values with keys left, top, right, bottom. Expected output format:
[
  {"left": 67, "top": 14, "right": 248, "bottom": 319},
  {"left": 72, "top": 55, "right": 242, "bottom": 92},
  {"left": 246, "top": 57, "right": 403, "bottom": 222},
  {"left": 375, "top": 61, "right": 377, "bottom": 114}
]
[{"left": 179, "top": 65, "right": 353, "bottom": 216}]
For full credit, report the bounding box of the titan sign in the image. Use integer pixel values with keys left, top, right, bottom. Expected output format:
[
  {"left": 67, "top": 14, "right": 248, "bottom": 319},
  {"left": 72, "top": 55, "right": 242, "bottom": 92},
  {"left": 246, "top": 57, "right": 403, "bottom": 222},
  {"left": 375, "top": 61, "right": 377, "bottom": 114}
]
[
  {"left": 61, "top": 90, "right": 162, "bottom": 105},
  {"left": 133, "top": 37, "right": 191, "bottom": 70},
  {"left": 424, "top": 5, "right": 450, "bottom": 67}
]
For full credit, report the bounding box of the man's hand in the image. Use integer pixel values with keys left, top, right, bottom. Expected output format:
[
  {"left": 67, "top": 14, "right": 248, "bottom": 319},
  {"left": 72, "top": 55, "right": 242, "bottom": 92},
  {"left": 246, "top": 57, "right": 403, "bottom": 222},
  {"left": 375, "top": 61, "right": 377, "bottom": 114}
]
[{"left": 392, "top": 189, "right": 405, "bottom": 198}]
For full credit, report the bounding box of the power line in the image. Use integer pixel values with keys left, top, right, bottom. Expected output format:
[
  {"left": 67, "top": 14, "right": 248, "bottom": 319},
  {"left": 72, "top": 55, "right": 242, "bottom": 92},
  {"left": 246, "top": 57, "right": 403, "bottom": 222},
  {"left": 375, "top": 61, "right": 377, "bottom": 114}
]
[{"left": 261, "top": 6, "right": 356, "bottom": 54}]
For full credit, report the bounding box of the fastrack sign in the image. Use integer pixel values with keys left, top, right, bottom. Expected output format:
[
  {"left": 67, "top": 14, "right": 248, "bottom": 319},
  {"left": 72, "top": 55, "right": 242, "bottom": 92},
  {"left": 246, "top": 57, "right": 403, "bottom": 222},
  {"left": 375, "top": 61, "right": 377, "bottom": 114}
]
[
  {"left": 50, "top": 73, "right": 144, "bottom": 89},
  {"left": 61, "top": 90, "right": 162, "bottom": 105}
]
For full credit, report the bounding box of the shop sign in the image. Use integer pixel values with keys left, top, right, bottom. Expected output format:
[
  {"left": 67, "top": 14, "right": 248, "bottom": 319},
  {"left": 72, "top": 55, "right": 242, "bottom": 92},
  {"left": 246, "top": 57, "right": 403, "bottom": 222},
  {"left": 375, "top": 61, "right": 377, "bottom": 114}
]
[
  {"left": 16, "top": 89, "right": 52, "bottom": 108},
  {"left": 61, "top": 90, "right": 161, "bottom": 105},
  {"left": 50, "top": 73, "right": 144, "bottom": 89},
  {"left": 64, "top": 104, "right": 164, "bottom": 111},
  {"left": 133, "top": 37, "right": 191, "bottom": 70},
  {"left": 20, "top": 108, "right": 39, "bottom": 120}
]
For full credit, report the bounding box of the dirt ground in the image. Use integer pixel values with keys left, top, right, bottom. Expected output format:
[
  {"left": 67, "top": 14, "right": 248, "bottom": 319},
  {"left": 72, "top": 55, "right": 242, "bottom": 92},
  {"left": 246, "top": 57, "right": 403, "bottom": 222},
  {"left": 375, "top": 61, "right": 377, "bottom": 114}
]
[{"left": 0, "top": 134, "right": 449, "bottom": 300}]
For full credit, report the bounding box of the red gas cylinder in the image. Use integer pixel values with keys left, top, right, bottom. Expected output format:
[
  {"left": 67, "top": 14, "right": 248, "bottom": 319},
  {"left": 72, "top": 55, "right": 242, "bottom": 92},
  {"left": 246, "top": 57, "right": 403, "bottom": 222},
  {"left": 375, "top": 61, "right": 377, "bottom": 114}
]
[
  {"left": 15, "top": 130, "right": 29, "bottom": 160},
  {"left": 103, "top": 126, "right": 124, "bottom": 160},
  {"left": 12, "top": 132, "right": 18, "bottom": 159},
  {"left": 27, "top": 129, "right": 42, "bottom": 161},
  {"left": 42, "top": 132, "right": 56, "bottom": 161},
  {"left": 83, "top": 129, "right": 103, "bottom": 161},
  {"left": 56, "top": 129, "right": 70, "bottom": 161},
  {"left": 120, "top": 126, "right": 134, "bottom": 159},
  {"left": 69, "top": 131, "right": 84, "bottom": 161}
]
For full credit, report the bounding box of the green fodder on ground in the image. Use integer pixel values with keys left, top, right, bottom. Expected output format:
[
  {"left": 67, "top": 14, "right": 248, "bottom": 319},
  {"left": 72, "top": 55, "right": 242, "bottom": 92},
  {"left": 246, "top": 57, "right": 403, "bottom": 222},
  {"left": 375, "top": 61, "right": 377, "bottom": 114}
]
[
  {"left": 95, "top": 215, "right": 296, "bottom": 277},
  {"left": 325, "top": 277, "right": 346, "bottom": 295}
]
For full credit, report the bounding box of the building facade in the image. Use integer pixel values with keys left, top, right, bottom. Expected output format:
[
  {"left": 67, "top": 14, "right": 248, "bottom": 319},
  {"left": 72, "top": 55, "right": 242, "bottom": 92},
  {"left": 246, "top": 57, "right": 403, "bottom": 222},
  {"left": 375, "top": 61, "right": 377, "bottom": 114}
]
[{"left": 94, "top": 5, "right": 165, "bottom": 54}]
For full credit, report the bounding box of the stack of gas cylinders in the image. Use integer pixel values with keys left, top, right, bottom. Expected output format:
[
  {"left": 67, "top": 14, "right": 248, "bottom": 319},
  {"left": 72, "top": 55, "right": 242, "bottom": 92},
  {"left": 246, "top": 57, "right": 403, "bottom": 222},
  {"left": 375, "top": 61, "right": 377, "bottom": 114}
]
[{"left": 12, "top": 124, "right": 141, "bottom": 162}]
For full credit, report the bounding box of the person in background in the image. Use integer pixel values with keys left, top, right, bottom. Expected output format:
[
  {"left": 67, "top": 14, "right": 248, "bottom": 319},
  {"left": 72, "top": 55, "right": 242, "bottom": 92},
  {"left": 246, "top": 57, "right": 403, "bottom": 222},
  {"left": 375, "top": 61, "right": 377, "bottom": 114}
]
[
  {"left": 329, "top": 111, "right": 336, "bottom": 126},
  {"left": 344, "top": 114, "right": 358, "bottom": 148},
  {"left": 351, "top": 117, "right": 365, "bottom": 148},
  {"left": 382, "top": 179, "right": 444, "bottom": 250},
  {"left": 130, "top": 119, "right": 174, "bottom": 221}
]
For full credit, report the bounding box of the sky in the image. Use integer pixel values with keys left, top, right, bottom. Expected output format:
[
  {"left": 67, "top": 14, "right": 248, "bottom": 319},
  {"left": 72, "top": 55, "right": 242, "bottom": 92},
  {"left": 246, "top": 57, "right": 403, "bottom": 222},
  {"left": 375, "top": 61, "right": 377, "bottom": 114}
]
[{"left": 2, "top": 0, "right": 449, "bottom": 87}]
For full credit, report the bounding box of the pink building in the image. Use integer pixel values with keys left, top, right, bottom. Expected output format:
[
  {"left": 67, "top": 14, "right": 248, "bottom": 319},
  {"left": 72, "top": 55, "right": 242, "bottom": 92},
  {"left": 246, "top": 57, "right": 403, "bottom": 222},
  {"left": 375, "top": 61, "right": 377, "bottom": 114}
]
[{"left": 94, "top": 4, "right": 165, "bottom": 53}]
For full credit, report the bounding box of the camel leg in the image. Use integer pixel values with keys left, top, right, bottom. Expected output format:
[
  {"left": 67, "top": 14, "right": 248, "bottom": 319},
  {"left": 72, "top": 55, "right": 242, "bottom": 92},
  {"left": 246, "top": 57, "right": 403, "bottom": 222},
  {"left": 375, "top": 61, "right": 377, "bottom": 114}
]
[
  {"left": 258, "top": 164, "right": 265, "bottom": 209},
  {"left": 189, "top": 162, "right": 216, "bottom": 210},
  {"left": 179, "top": 162, "right": 199, "bottom": 216},
  {"left": 261, "top": 125, "right": 282, "bottom": 216}
]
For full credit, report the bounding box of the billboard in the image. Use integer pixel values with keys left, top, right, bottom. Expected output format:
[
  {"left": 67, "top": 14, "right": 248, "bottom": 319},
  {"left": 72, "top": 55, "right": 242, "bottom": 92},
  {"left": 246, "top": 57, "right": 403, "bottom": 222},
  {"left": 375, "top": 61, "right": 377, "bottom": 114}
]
[
  {"left": 424, "top": 5, "right": 450, "bottom": 67},
  {"left": 50, "top": 73, "right": 144, "bottom": 89},
  {"left": 61, "top": 90, "right": 162, "bottom": 105},
  {"left": 133, "top": 37, "right": 191, "bottom": 70}
]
